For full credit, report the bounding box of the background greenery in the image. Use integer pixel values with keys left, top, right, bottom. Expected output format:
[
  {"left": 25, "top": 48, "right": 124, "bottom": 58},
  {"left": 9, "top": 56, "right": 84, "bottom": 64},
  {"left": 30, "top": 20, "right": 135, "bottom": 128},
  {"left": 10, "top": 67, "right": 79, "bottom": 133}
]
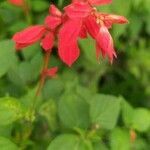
[{"left": 0, "top": 0, "right": 150, "bottom": 149}]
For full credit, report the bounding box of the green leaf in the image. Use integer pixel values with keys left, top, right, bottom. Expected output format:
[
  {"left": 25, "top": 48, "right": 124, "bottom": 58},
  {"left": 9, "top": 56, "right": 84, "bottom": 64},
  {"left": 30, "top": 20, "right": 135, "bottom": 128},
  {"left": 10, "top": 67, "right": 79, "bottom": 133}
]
[
  {"left": 110, "top": 128, "right": 131, "bottom": 150},
  {"left": 121, "top": 100, "right": 134, "bottom": 127},
  {"left": 32, "top": 0, "right": 49, "bottom": 12},
  {"left": 111, "top": 0, "right": 131, "bottom": 16},
  {"left": 0, "top": 40, "right": 18, "bottom": 78},
  {"left": 47, "top": 134, "right": 92, "bottom": 150},
  {"left": 122, "top": 99, "right": 150, "bottom": 132},
  {"left": 8, "top": 51, "right": 42, "bottom": 86},
  {"left": 90, "top": 94, "right": 121, "bottom": 129},
  {"left": 42, "top": 79, "right": 64, "bottom": 100},
  {"left": 0, "top": 97, "right": 23, "bottom": 126},
  {"left": 79, "top": 38, "right": 97, "bottom": 65},
  {"left": 93, "top": 142, "right": 108, "bottom": 150},
  {"left": 0, "top": 125, "right": 12, "bottom": 137},
  {"left": 0, "top": 136, "right": 18, "bottom": 150},
  {"left": 39, "top": 100, "right": 58, "bottom": 131},
  {"left": 58, "top": 92, "right": 90, "bottom": 129},
  {"left": 131, "top": 108, "right": 150, "bottom": 132}
]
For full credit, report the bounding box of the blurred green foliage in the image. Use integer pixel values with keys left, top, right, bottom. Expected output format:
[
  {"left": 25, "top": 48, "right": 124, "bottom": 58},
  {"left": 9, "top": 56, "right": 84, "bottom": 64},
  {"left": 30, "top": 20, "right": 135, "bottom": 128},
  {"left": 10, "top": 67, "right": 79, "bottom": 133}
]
[{"left": 0, "top": 0, "right": 150, "bottom": 149}]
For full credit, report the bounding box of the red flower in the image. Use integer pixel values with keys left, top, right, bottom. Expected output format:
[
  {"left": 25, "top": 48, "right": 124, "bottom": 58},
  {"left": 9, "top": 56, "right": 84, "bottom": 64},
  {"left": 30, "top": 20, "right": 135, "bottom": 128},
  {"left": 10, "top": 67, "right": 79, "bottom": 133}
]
[
  {"left": 59, "top": 1, "right": 128, "bottom": 65},
  {"left": 8, "top": 0, "right": 24, "bottom": 6},
  {"left": 13, "top": 5, "right": 62, "bottom": 52},
  {"left": 58, "top": 19, "right": 82, "bottom": 66},
  {"left": 13, "top": 1, "right": 128, "bottom": 67},
  {"left": 45, "top": 5, "right": 62, "bottom": 30},
  {"left": 72, "top": 0, "right": 112, "bottom": 6}
]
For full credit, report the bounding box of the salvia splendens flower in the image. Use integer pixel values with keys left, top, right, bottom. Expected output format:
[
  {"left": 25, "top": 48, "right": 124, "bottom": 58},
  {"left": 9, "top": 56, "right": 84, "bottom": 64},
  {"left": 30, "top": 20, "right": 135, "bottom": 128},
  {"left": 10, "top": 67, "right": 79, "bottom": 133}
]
[{"left": 13, "top": 0, "right": 128, "bottom": 69}]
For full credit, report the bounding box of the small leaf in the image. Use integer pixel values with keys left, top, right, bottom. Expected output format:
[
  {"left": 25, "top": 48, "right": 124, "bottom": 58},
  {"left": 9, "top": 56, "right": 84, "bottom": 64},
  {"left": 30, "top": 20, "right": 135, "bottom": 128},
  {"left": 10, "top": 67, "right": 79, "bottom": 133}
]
[
  {"left": 0, "top": 136, "right": 18, "bottom": 150},
  {"left": 0, "top": 97, "right": 23, "bottom": 126},
  {"left": 47, "top": 134, "right": 92, "bottom": 150},
  {"left": 90, "top": 94, "right": 121, "bottom": 129}
]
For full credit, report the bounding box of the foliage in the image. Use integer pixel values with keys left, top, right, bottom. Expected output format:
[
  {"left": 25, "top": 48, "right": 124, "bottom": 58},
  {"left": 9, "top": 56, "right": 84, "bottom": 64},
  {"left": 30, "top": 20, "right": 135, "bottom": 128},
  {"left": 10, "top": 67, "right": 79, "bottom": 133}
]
[{"left": 0, "top": 0, "right": 150, "bottom": 150}]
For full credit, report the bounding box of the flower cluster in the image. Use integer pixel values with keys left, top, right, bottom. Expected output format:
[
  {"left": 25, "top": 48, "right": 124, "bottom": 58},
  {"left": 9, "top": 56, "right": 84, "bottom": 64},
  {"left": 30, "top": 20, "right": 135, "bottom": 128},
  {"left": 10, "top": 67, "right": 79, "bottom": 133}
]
[{"left": 13, "top": 0, "right": 128, "bottom": 75}]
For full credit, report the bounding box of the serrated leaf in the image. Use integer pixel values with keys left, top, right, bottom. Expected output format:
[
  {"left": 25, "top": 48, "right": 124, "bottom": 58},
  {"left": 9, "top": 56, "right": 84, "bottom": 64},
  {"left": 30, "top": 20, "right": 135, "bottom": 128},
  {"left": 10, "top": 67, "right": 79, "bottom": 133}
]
[
  {"left": 90, "top": 94, "right": 121, "bottom": 129},
  {"left": 58, "top": 92, "right": 90, "bottom": 129}
]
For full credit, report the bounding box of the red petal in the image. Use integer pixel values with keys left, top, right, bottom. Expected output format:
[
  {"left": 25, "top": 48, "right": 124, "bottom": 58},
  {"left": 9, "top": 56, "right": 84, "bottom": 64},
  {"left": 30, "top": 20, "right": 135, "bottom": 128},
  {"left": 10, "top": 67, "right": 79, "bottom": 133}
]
[
  {"left": 45, "top": 15, "right": 62, "bottom": 30},
  {"left": 96, "top": 25, "right": 116, "bottom": 63},
  {"left": 64, "top": 2, "right": 92, "bottom": 18},
  {"left": 59, "top": 41, "right": 80, "bottom": 67},
  {"left": 13, "top": 25, "right": 46, "bottom": 49},
  {"left": 45, "top": 67, "right": 58, "bottom": 77},
  {"left": 49, "top": 5, "right": 62, "bottom": 17},
  {"left": 15, "top": 43, "right": 30, "bottom": 50},
  {"left": 58, "top": 19, "right": 82, "bottom": 66},
  {"left": 89, "top": 0, "right": 112, "bottom": 5},
  {"left": 72, "top": 0, "right": 112, "bottom": 6},
  {"left": 85, "top": 16, "right": 99, "bottom": 39},
  {"left": 41, "top": 32, "right": 54, "bottom": 52},
  {"left": 79, "top": 25, "right": 87, "bottom": 39}
]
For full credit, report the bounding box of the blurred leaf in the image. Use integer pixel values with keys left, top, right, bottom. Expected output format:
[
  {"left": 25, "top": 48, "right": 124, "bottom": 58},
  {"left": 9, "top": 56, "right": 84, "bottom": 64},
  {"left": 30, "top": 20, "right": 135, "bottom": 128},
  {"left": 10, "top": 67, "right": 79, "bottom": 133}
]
[
  {"left": 58, "top": 92, "right": 90, "bottom": 129},
  {"left": 79, "top": 38, "right": 97, "bottom": 65},
  {"left": 42, "top": 79, "right": 64, "bottom": 100},
  {"left": 39, "top": 99, "right": 58, "bottom": 131},
  {"left": 0, "top": 125, "right": 12, "bottom": 137},
  {"left": 0, "top": 97, "right": 23, "bottom": 126},
  {"left": 31, "top": 0, "right": 49, "bottom": 12},
  {"left": 111, "top": 0, "right": 131, "bottom": 16},
  {"left": 47, "top": 134, "right": 92, "bottom": 150},
  {"left": 22, "top": 44, "right": 40, "bottom": 60},
  {"left": 0, "top": 136, "right": 18, "bottom": 150},
  {"left": 131, "top": 108, "right": 150, "bottom": 132},
  {"left": 8, "top": 51, "right": 42, "bottom": 86},
  {"left": 0, "top": 40, "right": 18, "bottom": 78},
  {"left": 90, "top": 94, "right": 121, "bottom": 130},
  {"left": 110, "top": 128, "right": 131, "bottom": 150},
  {"left": 93, "top": 142, "right": 108, "bottom": 150},
  {"left": 121, "top": 100, "right": 134, "bottom": 127}
]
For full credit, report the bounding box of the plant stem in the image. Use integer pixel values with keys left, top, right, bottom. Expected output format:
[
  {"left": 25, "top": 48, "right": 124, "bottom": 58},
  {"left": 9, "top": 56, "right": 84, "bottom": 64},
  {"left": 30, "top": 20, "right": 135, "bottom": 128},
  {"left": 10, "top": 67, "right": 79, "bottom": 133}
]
[
  {"left": 22, "top": 1, "right": 32, "bottom": 24},
  {"left": 35, "top": 51, "right": 50, "bottom": 97},
  {"left": 30, "top": 51, "right": 50, "bottom": 113}
]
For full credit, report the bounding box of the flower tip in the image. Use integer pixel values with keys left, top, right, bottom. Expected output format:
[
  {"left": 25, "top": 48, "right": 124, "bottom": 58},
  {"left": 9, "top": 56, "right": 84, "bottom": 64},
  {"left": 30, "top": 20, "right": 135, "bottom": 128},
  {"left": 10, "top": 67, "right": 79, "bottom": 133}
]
[{"left": 49, "top": 4, "right": 62, "bottom": 17}]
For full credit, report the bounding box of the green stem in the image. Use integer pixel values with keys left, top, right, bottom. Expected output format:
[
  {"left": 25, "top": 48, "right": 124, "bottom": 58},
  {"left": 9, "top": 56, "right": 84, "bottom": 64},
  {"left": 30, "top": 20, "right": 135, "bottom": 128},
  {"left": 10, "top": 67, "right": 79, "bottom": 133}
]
[{"left": 22, "top": 1, "right": 32, "bottom": 24}]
